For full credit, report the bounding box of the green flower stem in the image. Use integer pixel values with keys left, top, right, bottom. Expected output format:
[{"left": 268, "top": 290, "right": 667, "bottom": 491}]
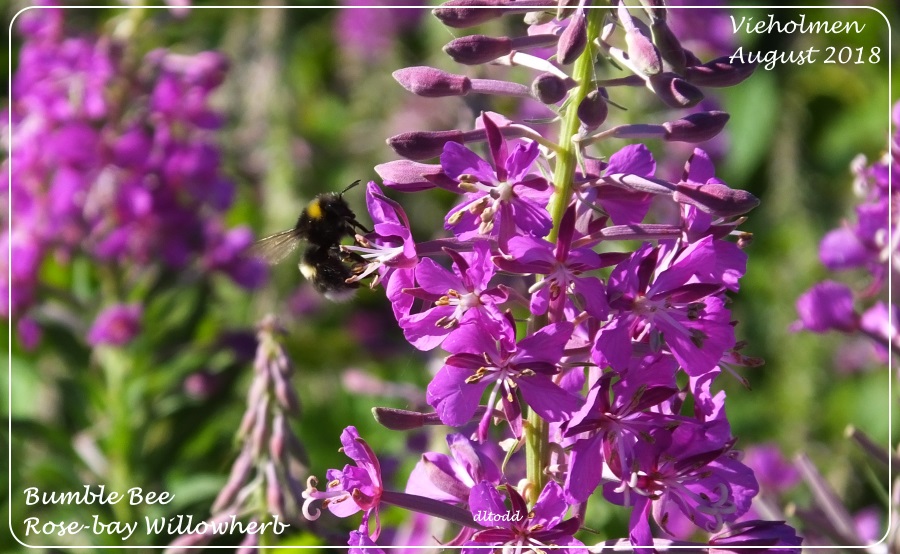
[
  {"left": 547, "top": 7, "right": 605, "bottom": 243},
  {"left": 525, "top": 6, "right": 605, "bottom": 505},
  {"left": 524, "top": 410, "right": 548, "bottom": 504},
  {"left": 96, "top": 347, "right": 135, "bottom": 524}
]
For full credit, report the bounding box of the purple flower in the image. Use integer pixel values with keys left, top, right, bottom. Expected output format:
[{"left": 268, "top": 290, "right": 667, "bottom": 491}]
[
  {"left": 441, "top": 113, "right": 551, "bottom": 247},
  {"left": 494, "top": 205, "right": 608, "bottom": 321},
  {"left": 575, "top": 144, "right": 657, "bottom": 230},
  {"left": 819, "top": 226, "right": 871, "bottom": 271},
  {"left": 593, "top": 237, "right": 737, "bottom": 376},
  {"left": 16, "top": 316, "right": 42, "bottom": 351},
  {"left": 201, "top": 223, "right": 268, "bottom": 289},
  {"left": 676, "top": 148, "right": 754, "bottom": 237},
  {"left": 1, "top": 230, "right": 43, "bottom": 319},
  {"left": 335, "top": 0, "right": 424, "bottom": 62},
  {"left": 399, "top": 240, "right": 506, "bottom": 351},
  {"left": 743, "top": 444, "right": 800, "bottom": 493},
  {"left": 405, "top": 433, "right": 501, "bottom": 504},
  {"left": 564, "top": 359, "right": 679, "bottom": 503},
  {"left": 464, "top": 481, "right": 586, "bottom": 554},
  {"left": 87, "top": 304, "right": 142, "bottom": 346},
  {"left": 792, "top": 281, "right": 858, "bottom": 333},
  {"left": 427, "top": 315, "right": 581, "bottom": 440},
  {"left": 708, "top": 519, "right": 802, "bottom": 551},
  {"left": 303, "top": 426, "right": 384, "bottom": 539},
  {"left": 348, "top": 182, "right": 419, "bottom": 320},
  {"left": 348, "top": 530, "right": 386, "bottom": 554},
  {"left": 5, "top": 9, "right": 266, "bottom": 341},
  {"left": 603, "top": 423, "right": 758, "bottom": 549}
]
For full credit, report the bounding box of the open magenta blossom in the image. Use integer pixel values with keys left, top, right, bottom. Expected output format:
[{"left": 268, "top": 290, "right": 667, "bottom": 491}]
[
  {"left": 494, "top": 205, "right": 610, "bottom": 321},
  {"left": 464, "top": 481, "right": 586, "bottom": 554},
  {"left": 427, "top": 314, "right": 581, "bottom": 441},
  {"left": 593, "top": 236, "right": 738, "bottom": 376},
  {"left": 303, "top": 426, "right": 384, "bottom": 539},
  {"left": 603, "top": 422, "right": 758, "bottom": 552},
  {"left": 399, "top": 240, "right": 507, "bottom": 351},
  {"left": 405, "top": 433, "right": 501, "bottom": 504},
  {"left": 345, "top": 181, "right": 419, "bottom": 320},
  {"left": 574, "top": 144, "right": 657, "bottom": 229},
  {"left": 564, "top": 360, "right": 679, "bottom": 503},
  {"left": 441, "top": 113, "right": 551, "bottom": 247},
  {"left": 794, "top": 100, "right": 899, "bottom": 363}
]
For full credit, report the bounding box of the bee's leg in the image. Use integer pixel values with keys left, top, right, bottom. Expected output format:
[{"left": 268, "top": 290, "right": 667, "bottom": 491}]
[
  {"left": 348, "top": 218, "right": 372, "bottom": 234},
  {"left": 335, "top": 246, "right": 367, "bottom": 275}
]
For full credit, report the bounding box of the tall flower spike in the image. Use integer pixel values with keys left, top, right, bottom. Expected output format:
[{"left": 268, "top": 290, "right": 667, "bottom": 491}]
[
  {"left": 361, "top": 3, "right": 797, "bottom": 550},
  {"left": 174, "top": 315, "right": 304, "bottom": 549}
]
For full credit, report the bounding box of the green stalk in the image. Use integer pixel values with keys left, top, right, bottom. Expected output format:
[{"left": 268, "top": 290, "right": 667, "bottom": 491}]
[
  {"left": 547, "top": 7, "right": 606, "bottom": 242},
  {"left": 525, "top": 6, "right": 605, "bottom": 505},
  {"left": 97, "top": 347, "right": 135, "bottom": 524}
]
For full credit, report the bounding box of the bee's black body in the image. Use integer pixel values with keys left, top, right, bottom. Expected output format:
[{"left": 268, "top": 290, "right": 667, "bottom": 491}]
[
  {"left": 252, "top": 181, "right": 368, "bottom": 300},
  {"left": 299, "top": 245, "right": 360, "bottom": 301},
  {"left": 294, "top": 192, "right": 365, "bottom": 247}
]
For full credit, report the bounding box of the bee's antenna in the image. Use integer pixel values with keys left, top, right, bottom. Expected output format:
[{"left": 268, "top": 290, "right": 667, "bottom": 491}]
[{"left": 340, "top": 180, "right": 362, "bottom": 196}]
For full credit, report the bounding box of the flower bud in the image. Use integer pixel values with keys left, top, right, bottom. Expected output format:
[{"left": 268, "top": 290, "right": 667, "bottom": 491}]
[
  {"left": 372, "top": 407, "right": 428, "bottom": 430},
  {"left": 625, "top": 27, "right": 662, "bottom": 75},
  {"left": 531, "top": 72, "right": 570, "bottom": 104},
  {"left": 640, "top": 0, "right": 666, "bottom": 22},
  {"left": 648, "top": 73, "right": 704, "bottom": 108},
  {"left": 393, "top": 66, "right": 471, "bottom": 97},
  {"left": 265, "top": 462, "right": 286, "bottom": 517},
  {"left": 662, "top": 111, "right": 730, "bottom": 143},
  {"left": 376, "top": 160, "right": 446, "bottom": 191},
  {"left": 577, "top": 88, "right": 608, "bottom": 130},
  {"left": 683, "top": 48, "right": 703, "bottom": 68},
  {"left": 524, "top": 10, "right": 555, "bottom": 25},
  {"left": 604, "top": 173, "right": 676, "bottom": 195},
  {"left": 557, "top": 11, "right": 587, "bottom": 65},
  {"left": 250, "top": 397, "right": 270, "bottom": 458},
  {"left": 444, "top": 35, "right": 512, "bottom": 65},
  {"left": 269, "top": 412, "right": 287, "bottom": 461},
  {"left": 432, "top": 0, "right": 507, "bottom": 28},
  {"left": 273, "top": 372, "right": 300, "bottom": 415},
  {"left": 388, "top": 130, "right": 466, "bottom": 161},
  {"left": 650, "top": 19, "right": 686, "bottom": 71},
  {"left": 619, "top": 4, "right": 661, "bottom": 75},
  {"left": 684, "top": 56, "right": 757, "bottom": 87},
  {"left": 236, "top": 533, "right": 259, "bottom": 554},
  {"left": 212, "top": 449, "right": 253, "bottom": 513},
  {"left": 673, "top": 182, "right": 760, "bottom": 217}
]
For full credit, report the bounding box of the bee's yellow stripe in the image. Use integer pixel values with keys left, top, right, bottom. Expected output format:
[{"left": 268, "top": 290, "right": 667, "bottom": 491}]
[{"left": 306, "top": 198, "right": 323, "bottom": 220}]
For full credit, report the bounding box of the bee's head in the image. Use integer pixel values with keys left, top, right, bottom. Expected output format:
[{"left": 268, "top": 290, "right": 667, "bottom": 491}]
[{"left": 315, "top": 192, "right": 355, "bottom": 221}]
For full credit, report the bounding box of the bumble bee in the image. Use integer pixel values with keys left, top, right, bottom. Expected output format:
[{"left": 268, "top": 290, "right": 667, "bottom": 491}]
[{"left": 252, "top": 180, "right": 369, "bottom": 301}]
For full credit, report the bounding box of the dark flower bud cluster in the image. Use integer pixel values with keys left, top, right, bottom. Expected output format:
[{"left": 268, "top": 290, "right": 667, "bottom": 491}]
[{"left": 298, "top": 2, "right": 802, "bottom": 552}]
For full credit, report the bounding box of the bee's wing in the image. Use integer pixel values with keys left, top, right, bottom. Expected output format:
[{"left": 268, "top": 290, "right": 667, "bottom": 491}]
[{"left": 250, "top": 229, "right": 302, "bottom": 265}]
